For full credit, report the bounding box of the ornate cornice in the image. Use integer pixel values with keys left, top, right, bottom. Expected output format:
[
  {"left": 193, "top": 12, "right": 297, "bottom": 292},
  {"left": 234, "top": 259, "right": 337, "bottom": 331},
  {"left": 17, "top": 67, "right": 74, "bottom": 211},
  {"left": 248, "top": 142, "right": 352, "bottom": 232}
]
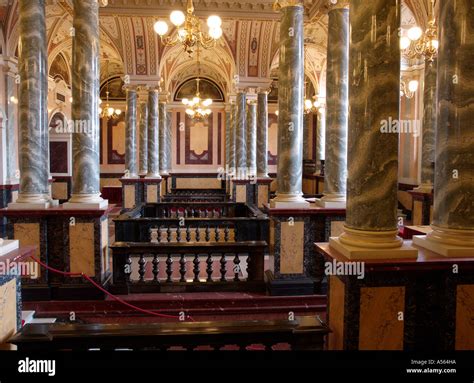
[{"left": 102, "top": 0, "right": 316, "bottom": 19}]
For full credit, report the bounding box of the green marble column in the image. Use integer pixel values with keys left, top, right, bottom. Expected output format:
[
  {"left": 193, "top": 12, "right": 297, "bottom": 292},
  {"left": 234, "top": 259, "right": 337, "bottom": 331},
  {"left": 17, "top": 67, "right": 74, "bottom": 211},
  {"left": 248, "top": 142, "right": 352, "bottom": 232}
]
[
  {"left": 125, "top": 87, "right": 138, "bottom": 178},
  {"left": 414, "top": 0, "right": 474, "bottom": 256},
  {"left": 330, "top": 0, "right": 417, "bottom": 259},
  {"left": 271, "top": 3, "right": 307, "bottom": 207}
]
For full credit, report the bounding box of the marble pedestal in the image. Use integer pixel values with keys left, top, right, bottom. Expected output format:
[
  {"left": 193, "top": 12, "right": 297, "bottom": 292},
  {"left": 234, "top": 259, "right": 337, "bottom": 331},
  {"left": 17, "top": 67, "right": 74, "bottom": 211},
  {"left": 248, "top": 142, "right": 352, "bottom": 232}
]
[
  {"left": 409, "top": 190, "right": 433, "bottom": 226},
  {"left": 317, "top": 241, "right": 474, "bottom": 350},
  {"left": 255, "top": 178, "right": 273, "bottom": 208},
  {"left": 143, "top": 178, "right": 162, "bottom": 204},
  {"left": 120, "top": 178, "right": 143, "bottom": 211},
  {"left": 232, "top": 180, "right": 255, "bottom": 205},
  {"left": 0, "top": 246, "right": 34, "bottom": 349},
  {"left": 160, "top": 174, "right": 170, "bottom": 198},
  {"left": 0, "top": 184, "right": 19, "bottom": 237},
  {"left": 264, "top": 205, "right": 346, "bottom": 295},
  {"left": 0, "top": 206, "right": 112, "bottom": 300}
]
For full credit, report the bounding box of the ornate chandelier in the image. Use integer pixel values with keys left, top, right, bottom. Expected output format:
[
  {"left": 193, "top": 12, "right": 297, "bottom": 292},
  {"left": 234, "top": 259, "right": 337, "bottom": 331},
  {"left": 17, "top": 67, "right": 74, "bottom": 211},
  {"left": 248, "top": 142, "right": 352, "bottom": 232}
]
[
  {"left": 400, "top": 0, "right": 438, "bottom": 62},
  {"left": 99, "top": 60, "right": 122, "bottom": 120},
  {"left": 182, "top": 49, "right": 213, "bottom": 121},
  {"left": 153, "top": 0, "right": 223, "bottom": 56}
]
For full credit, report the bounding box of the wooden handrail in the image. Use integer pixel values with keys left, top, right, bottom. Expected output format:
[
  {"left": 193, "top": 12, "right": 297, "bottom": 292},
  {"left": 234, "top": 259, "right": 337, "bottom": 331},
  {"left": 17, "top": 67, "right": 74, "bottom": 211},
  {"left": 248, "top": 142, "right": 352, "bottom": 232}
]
[{"left": 9, "top": 316, "right": 329, "bottom": 351}]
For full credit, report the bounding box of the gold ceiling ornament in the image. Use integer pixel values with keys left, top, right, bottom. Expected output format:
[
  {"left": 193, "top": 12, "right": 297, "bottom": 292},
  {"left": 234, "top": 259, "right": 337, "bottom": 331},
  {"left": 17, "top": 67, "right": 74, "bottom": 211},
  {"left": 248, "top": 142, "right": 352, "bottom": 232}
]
[
  {"left": 400, "top": 0, "right": 438, "bottom": 62},
  {"left": 182, "top": 48, "right": 213, "bottom": 121},
  {"left": 153, "top": 0, "right": 223, "bottom": 56},
  {"left": 99, "top": 60, "right": 122, "bottom": 120},
  {"left": 328, "top": 0, "right": 349, "bottom": 10},
  {"left": 273, "top": 0, "right": 304, "bottom": 11}
]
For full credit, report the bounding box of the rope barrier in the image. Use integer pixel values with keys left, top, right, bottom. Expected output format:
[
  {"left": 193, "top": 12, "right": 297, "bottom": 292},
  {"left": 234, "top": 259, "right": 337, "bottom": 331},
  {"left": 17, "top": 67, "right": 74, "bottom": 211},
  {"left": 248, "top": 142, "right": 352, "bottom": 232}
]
[{"left": 30, "top": 256, "right": 195, "bottom": 322}]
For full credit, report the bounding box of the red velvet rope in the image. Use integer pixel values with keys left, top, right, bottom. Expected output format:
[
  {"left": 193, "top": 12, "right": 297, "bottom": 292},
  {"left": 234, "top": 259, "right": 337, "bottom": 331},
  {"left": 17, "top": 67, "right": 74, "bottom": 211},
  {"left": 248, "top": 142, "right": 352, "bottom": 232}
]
[{"left": 30, "top": 256, "right": 195, "bottom": 322}]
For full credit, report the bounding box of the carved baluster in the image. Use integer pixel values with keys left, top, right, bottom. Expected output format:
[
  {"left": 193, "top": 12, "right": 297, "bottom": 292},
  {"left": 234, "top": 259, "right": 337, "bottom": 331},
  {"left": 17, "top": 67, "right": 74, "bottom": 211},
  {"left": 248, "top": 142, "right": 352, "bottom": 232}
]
[
  {"left": 224, "top": 225, "right": 230, "bottom": 242},
  {"left": 166, "top": 254, "right": 173, "bottom": 282},
  {"left": 205, "top": 225, "right": 211, "bottom": 242},
  {"left": 152, "top": 254, "right": 159, "bottom": 283},
  {"left": 233, "top": 253, "right": 241, "bottom": 282},
  {"left": 193, "top": 254, "right": 200, "bottom": 282},
  {"left": 125, "top": 254, "right": 132, "bottom": 283},
  {"left": 196, "top": 225, "right": 201, "bottom": 242},
  {"left": 167, "top": 226, "right": 172, "bottom": 242},
  {"left": 186, "top": 226, "right": 191, "bottom": 242},
  {"left": 214, "top": 225, "right": 220, "bottom": 242},
  {"left": 206, "top": 253, "right": 213, "bottom": 282},
  {"left": 138, "top": 254, "right": 146, "bottom": 282},
  {"left": 220, "top": 253, "right": 227, "bottom": 282},
  {"left": 179, "top": 254, "right": 186, "bottom": 282},
  {"left": 177, "top": 226, "right": 182, "bottom": 243}
]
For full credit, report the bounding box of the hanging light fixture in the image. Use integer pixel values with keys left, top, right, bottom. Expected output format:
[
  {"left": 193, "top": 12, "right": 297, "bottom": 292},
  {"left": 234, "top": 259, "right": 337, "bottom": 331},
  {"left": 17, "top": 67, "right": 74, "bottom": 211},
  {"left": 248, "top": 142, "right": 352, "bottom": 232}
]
[
  {"left": 400, "top": 0, "right": 438, "bottom": 62},
  {"left": 154, "top": 0, "right": 223, "bottom": 56},
  {"left": 182, "top": 48, "right": 213, "bottom": 121},
  {"left": 99, "top": 60, "right": 122, "bottom": 120}
]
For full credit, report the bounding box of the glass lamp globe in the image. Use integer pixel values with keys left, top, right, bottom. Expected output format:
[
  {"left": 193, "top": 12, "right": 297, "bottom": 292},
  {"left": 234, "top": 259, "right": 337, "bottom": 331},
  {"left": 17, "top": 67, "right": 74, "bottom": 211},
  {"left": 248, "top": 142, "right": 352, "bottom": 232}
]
[
  {"left": 209, "top": 27, "right": 223, "bottom": 40},
  {"left": 207, "top": 15, "right": 222, "bottom": 29},
  {"left": 170, "top": 10, "right": 185, "bottom": 26},
  {"left": 400, "top": 36, "right": 410, "bottom": 50},
  {"left": 408, "top": 80, "right": 419, "bottom": 92},
  {"left": 407, "top": 26, "right": 423, "bottom": 41},
  {"left": 115, "top": 109, "right": 122, "bottom": 116},
  {"left": 108, "top": 107, "right": 115, "bottom": 116},
  {"left": 182, "top": 98, "right": 189, "bottom": 105},
  {"left": 154, "top": 20, "right": 169, "bottom": 36}
]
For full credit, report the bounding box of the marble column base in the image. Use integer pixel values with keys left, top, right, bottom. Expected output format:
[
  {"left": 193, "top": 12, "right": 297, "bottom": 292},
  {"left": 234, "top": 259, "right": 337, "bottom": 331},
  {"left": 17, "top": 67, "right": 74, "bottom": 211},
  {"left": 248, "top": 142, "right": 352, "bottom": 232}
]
[
  {"left": 329, "top": 237, "right": 418, "bottom": 260},
  {"left": 63, "top": 198, "right": 108, "bottom": 210},
  {"left": 8, "top": 201, "right": 50, "bottom": 210},
  {"left": 315, "top": 194, "right": 346, "bottom": 209},
  {"left": 413, "top": 183, "right": 433, "bottom": 193},
  {"left": 413, "top": 226, "right": 474, "bottom": 257},
  {"left": 270, "top": 193, "right": 309, "bottom": 208},
  {"left": 0, "top": 239, "right": 19, "bottom": 256}
]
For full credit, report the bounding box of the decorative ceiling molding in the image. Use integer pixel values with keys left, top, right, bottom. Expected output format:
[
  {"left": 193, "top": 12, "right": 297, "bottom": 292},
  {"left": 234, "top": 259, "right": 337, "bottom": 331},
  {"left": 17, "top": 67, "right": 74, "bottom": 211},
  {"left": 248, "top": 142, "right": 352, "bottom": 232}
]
[{"left": 101, "top": 0, "right": 317, "bottom": 19}]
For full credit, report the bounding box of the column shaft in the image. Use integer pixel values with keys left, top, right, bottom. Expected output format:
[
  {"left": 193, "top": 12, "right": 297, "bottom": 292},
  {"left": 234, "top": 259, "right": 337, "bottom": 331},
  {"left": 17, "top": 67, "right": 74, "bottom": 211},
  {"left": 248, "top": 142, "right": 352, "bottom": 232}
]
[
  {"left": 229, "top": 103, "right": 237, "bottom": 171},
  {"left": 68, "top": 0, "right": 103, "bottom": 205},
  {"left": 138, "top": 100, "right": 148, "bottom": 176},
  {"left": 16, "top": 0, "right": 49, "bottom": 205},
  {"left": 125, "top": 88, "right": 138, "bottom": 178},
  {"left": 246, "top": 102, "right": 257, "bottom": 176},
  {"left": 159, "top": 102, "right": 168, "bottom": 175},
  {"left": 225, "top": 108, "right": 231, "bottom": 168},
  {"left": 166, "top": 110, "right": 172, "bottom": 172},
  {"left": 321, "top": 7, "right": 349, "bottom": 204},
  {"left": 257, "top": 92, "right": 269, "bottom": 178},
  {"left": 273, "top": 4, "right": 306, "bottom": 205},
  {"left": 147, "top": 90, "right": 160, "bottom": 178},
  {"left": 419, "top": 58, "right": 437, "bottom": 189},
  {"left": 235, "top": 92, "right": 247, "bottom": 173},
  {"left": 430, "top": 0, "right": 474, "bottom": 239}
]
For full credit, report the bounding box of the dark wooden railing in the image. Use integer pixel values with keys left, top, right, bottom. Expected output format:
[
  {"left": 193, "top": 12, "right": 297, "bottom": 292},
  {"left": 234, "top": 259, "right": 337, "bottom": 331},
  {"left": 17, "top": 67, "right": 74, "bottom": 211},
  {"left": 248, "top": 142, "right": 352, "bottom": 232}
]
[
  {"left": 110, "top": 241, "right": 267, "bottom": 294},
  {"left": 114, "top": 203, "right": 269, "bottom": 244},
  {"left": 162, "top": 189, "right": 227, "bottom": 203},
  {"left": 10, "top": 316, "right": 329, "bottom": 351}
]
